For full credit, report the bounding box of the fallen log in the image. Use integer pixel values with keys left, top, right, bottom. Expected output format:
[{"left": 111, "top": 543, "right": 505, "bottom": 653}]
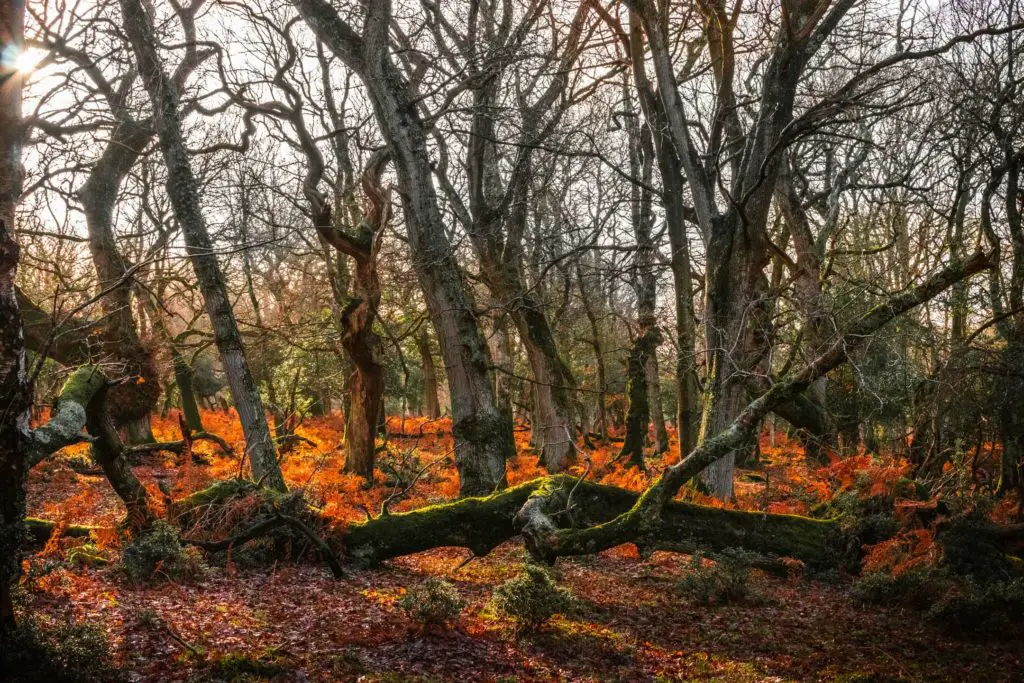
[
  {"left": 341, "top": 475, "right": 847, "bottom": 569},
  {"left": 24, "top": 518, "right": 94, "bottom": 545},
  {"left": 166, "top": 474, "right": 849, "bottom": 570}
]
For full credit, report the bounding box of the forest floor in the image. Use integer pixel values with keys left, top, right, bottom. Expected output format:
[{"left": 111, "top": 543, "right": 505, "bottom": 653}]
[{"left": 22, "top": 411, "right": 1024, "bottom": 682}]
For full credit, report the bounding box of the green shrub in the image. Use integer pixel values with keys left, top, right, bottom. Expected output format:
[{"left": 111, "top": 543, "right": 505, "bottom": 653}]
[
  {"left": 0, "top": 616, "right": 116, "bottom": 682},
  {"left": 677, "top": 550, "right": 762, "bottom": 606},
  {"left": 399, "top": 577, "right": 466, "bottom": 627},
  {"left": 119, "top": 520, "right": 207, "bottom": 582},
  {"left": 490, "top": 563, "right": 573, "bottom": 632},
  {"left": 852, "top": 569, "right": 1024, "bottom": 637},
  {"left": 850, "top": 568, "right": 953, "bottom": 610}
]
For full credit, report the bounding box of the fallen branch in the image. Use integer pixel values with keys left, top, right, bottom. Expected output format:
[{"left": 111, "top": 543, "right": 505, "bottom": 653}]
[{"left": 124, "top": 431, "right": 233, "bottom": 457}]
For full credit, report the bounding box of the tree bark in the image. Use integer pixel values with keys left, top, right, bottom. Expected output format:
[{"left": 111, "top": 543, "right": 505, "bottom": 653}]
[
  {"left": 646, "top": 353, "right": 669, "bottom": 453},
  {"left": 77, "top": 119, "right": 160, "bottom": 428},
  {"left": 416, "top": 329, "right": 441, "bottom": 419},
  {"left": 119, "top": 0, "right": 285, "bottom": 491},
  {"left": 619, "top": 328, "right": 661, "bottom": 466},
  {"left": 0, "top": 0, "right": 28, "bottom": 632},
  {"left": 625, "top": 11, "right": 699, "bottom": 457}
]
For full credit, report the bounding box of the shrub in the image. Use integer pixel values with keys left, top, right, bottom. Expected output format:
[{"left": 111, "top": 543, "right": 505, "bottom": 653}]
[
  {"left": 851, "top": 569, "right": 1024, "bottom": 637},
  {"left": 399, "top": 577, "right": 466, "bottom": 627},
  {"left": 925, "top": 578, "right": 1024, "bottom": 635},
  {"left": 0, "top": 616, "right": 116, "bottom": 682},
  {"left": 850, "top": 568, "right": 953, "bottom": 610},
  {"left": 119, "top": 520, "right": 207, "bottom": 582},
  {"left": 677, "top": 550, "right": 762, "bottom": 606},
  {"left": 490, "top": 563, "right": 573, "bottom": 632}
]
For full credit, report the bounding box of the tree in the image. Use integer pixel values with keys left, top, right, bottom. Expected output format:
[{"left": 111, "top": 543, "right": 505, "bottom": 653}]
[
  {"left": 0, "top": 0, "right": 29, "bottom": 633},
  {"left": 119, "top": 0, "right": 286, "bottom": 491},
  {"left": 291, "top": 0, "right": 513, "bottom": 495}
]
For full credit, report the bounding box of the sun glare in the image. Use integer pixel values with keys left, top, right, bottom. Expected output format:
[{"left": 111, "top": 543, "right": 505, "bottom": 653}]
[{"left": 15, "top": 47, "right": 44, "bottom": 74}]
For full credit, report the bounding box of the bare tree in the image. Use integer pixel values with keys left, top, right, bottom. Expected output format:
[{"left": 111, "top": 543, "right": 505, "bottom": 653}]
[
  {"left": 119, "top": 0, "right": 286, "bottom": 491},
  {"left": 291, "top": 0, "right": 513, "bottom": 495}
]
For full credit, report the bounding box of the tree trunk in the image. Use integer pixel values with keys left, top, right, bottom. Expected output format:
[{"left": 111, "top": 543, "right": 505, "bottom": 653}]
[
  {"left": 775, "top": 162, "right": 836, "bottom": 461},
  {"left": 629, "top": 19, "right": 698, "bottom": 458},
  {"left": 124, "top": 415, "right": 155, "bottom": 445},
  {"left": 172, "top": 346, "right": 204, "bottom": 432},
  {"left": 620, "top": 328, "right": 661, "bottom": 466},
  {"left": 77, "top": 119, "right": 160, "bottom": 427},
  {"left": 513, "top": 306, "right": 576, "bottom": 472},
  {"left": 997, "top": 338, "right": 1024, "bottom": 497},
  {"left": 488, "top": 312, "right": 514, "bottom": 421},
  {"left": 293, "top": 0, "right": 512, "bottom": 496},
  {"left": 120, "top": 0, "right": 285, "bottom": 491},
  {"left": 0, "top": 0, "right": 28, "bottom": 632},
  {"left": 338, "top": 256, "right": 385, "bottom": 481},
  {"left": 577, "top": 260, "right": 609, "bottom": 442},
  {"left": 416, "top": 329, "right": 441, "bottom": 419},
  {"left": 646, "top": 353, "right": 669, "bottom": 453},
  {"left": 661, "top": 154, "right": 699, "bottom": 457},
  {"left": 84, "top": 381, "right": 154, "bottom": 529}
]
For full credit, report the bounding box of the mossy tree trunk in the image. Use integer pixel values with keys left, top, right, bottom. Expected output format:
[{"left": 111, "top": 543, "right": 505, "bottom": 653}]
[{"left": 620, "top": 328, "right": 661, "bottom": 467}]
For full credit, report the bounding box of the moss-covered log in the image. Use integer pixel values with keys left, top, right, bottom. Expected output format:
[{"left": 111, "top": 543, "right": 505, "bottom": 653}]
[
  {"left": 23, "top": 518, "right": 94, "bottom": 545},
  {"left": 164, "top": 474, "right": 847, "bottom": 571},
  {"left": 341, "top": 475, "right": 846, "bottom": 569}
]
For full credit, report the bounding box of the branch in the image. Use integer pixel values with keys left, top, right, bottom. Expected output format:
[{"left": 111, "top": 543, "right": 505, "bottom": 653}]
[
  {"left": 124, "top": 431, "right": 233, "bottom": 457},
  {"left": 26, "top": 366, "right": 108, "bottom": 466}
]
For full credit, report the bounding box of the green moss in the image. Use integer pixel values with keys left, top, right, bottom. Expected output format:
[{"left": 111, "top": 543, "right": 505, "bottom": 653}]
[
  {"left": 54, "top": 366, "right": 108, "bottom": 410},
  {"left": 23, "top": 517, "right": 94, "bottom": 545}
]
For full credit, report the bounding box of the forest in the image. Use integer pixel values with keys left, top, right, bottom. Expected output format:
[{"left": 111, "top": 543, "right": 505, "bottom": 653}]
[{"left": 1, "top": 0, "right": 1024, "bottom": 680}]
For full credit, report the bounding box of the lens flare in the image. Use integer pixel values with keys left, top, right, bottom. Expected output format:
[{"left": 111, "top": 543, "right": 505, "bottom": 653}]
[{"left": 14, "top": 47, "right": 45, "bottom": 74}]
